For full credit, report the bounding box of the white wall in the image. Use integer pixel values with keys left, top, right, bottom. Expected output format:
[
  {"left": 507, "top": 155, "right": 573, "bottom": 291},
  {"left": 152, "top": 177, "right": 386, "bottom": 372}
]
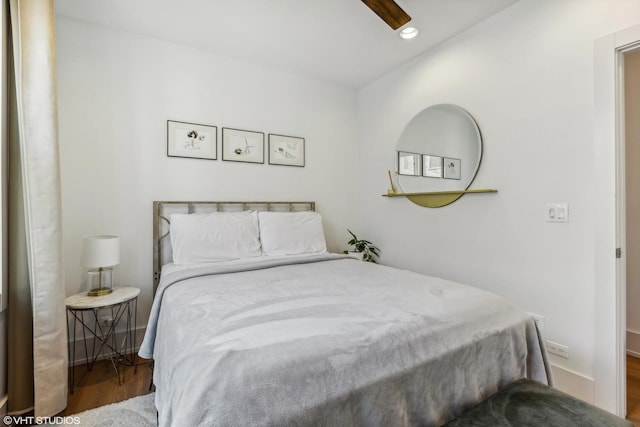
[
  {"left": 357, "top": 0, "right": 640, "bottom": 401},
  {"left": 626, "top": 50, "right": 640, "bottom": 356},
  {"left": 56, "top": 17, "right": 359, "bottom": 326}
]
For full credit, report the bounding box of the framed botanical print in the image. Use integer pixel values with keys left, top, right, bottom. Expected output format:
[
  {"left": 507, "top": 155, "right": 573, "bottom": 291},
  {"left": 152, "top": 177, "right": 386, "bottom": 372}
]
[
  {"left": 222, "top": 128, "right": 265, "bottom": 164},
  {"left": 443, "top": 157, "right": 461, "bottom": 180},
  {"left": 268, "top": 134, "right": 305, "bottom": 167},
  {"left": 167, "top": 120, "right": 217, "bottom": 160}
]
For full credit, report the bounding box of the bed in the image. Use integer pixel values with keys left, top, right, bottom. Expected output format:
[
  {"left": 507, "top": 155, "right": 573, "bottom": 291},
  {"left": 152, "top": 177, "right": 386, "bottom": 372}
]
[{"left": 139, "top": 201, "right": 551, "bottom": 427}]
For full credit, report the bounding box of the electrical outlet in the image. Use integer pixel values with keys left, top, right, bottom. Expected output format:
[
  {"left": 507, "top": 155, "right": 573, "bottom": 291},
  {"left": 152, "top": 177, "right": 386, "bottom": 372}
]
[
  {"left": 99, "top": 315, "right": 113, "bottom": 326},
  {"left": 528, "top": 313, "right": 544, "bottom": 332},
  {"left": 546, "top": 340, "right": 569, "bottom": 359}
]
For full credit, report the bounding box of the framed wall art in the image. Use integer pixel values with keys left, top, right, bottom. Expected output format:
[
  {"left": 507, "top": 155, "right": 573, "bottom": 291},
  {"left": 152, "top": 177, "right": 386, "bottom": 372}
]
[
  {"left": 268, "top": 134, "right": 305, "bottom": 167},
  {"left": 422, "top": 155, "right": 443, "bottom": 178},
  {"left": 397, "top": 151, "right": 421, "bottom": 176},
  {"left": 443, "top": 157, "right": 461, "bottom": 180},
  {"left": 222, "top": 128, "right": 265, "bottom": 163},
  {"left": 167, "top": 120, "right": 217, "bottom": 160}
]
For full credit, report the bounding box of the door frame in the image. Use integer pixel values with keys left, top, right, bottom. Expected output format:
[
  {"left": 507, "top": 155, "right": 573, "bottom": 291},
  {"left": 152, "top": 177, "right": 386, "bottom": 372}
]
[{"left": 594, "top": 23, "right": 640, "bottom": 416}]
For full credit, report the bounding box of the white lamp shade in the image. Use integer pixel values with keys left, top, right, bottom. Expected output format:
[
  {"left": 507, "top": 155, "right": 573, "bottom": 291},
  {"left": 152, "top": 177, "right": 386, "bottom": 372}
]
[{"left": 81, "top": 235, "right": 120, "bottom": 268}]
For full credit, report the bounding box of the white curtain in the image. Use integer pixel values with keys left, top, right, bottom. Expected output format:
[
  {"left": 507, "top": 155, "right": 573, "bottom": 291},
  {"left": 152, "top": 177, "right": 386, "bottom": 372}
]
[{"left": 7, "top": 0, "right": 67, "bottom": 417}]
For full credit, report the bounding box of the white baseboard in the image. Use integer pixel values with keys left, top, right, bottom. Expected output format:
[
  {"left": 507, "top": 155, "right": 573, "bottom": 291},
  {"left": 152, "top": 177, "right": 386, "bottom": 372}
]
[
  {"left": 627, "top": 329, "right": 640, "bottom": 355},
  {"left": 550, "top": 363, "right": 595, "bottom": 404},
  {"left": 627, "top": 349, "right": 640, "bottom": 358},
  {"left": 68, "top": 325, "right": 147, "bottom": 366}
]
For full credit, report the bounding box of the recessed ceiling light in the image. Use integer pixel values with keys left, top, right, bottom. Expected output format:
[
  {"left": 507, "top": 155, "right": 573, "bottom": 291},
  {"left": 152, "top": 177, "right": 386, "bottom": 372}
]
[{"left": 399, "top": 27, "right": 420, "bottom": 40}]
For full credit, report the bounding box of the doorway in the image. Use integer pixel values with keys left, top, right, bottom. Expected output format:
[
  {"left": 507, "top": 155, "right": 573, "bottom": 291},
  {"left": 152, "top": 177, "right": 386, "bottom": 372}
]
[
  {"left": 594, "top": 22, "right": 640, "bottom": 418},
  {"left": 625, "top": 48, "right": 640, "bottom": 425}
]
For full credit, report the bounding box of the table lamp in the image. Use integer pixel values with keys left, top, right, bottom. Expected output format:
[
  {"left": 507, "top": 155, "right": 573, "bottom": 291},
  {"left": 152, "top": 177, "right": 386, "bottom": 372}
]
[{"left": 81, "top": 235, "right": 120, "bottom": 296}]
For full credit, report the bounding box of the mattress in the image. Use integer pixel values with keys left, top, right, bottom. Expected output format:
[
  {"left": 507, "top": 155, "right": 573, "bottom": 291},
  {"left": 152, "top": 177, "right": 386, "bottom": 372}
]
[{"left": 139, "top": 253, "right": 551, "bottom": 427}]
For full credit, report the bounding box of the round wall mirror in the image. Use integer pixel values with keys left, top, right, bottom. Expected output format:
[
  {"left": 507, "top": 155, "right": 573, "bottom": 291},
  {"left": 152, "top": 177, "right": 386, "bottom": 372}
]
[{"left": 396, "top": 104, "right": 483, "bottom": 207}]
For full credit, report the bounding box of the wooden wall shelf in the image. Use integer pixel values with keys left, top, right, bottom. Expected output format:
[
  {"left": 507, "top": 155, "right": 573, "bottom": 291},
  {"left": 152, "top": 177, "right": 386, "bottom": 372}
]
[{"left": 382, "top": 189, "right": 497, "bottom": 208}]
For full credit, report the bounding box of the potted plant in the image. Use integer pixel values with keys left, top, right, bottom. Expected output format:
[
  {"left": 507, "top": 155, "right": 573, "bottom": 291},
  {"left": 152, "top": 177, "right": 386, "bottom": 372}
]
[{"left": 343, "top": 229, "right": 380, "bottom": 263}]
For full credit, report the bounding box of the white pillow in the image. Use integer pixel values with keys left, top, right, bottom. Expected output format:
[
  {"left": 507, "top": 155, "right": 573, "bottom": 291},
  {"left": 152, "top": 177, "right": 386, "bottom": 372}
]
[
  {"left": 170, "top": 211, "right": 261, "bottom": 265},
  {"left": 258, "top": 211, "right": 327, "bottom": 256}
]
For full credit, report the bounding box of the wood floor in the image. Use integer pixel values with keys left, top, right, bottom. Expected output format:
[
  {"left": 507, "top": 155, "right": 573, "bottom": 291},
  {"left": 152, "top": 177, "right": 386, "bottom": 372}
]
[
  {"left": 59, "top": 358, "right": 153, "bottom": 416},
  {"left": 629, "top": 355, "right": 640, "bottom": 426},
  {"left": 61, "top": 354, "right": 640, "bottom": 423}
]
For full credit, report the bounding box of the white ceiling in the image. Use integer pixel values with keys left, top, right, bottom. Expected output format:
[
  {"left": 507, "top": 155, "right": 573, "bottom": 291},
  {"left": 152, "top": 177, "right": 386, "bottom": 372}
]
[{"left": 55, "top": 0, "right": 518, "bottom": 88}]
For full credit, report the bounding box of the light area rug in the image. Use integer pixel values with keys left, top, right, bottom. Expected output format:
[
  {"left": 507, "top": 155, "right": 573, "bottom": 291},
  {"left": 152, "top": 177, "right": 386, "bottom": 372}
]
[{"left": 50, "top": 393, "right": 156, "bottom": 426}]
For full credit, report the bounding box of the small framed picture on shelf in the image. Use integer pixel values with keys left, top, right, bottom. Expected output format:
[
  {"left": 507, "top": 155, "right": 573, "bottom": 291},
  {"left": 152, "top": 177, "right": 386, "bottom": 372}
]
[
  {"left": 397, "top": 151, "right": 421, "bottom": 176},
  {"left": 167, "top": 120, "right": 217, "bottom": 160},
  {"left": 268, "top": 134, "right": 305, "bottom": 167},
  {"left": 422, "top": 155, "right": 443, "bottom": 178},
  {"left": 222, "top": 128, "right": 265, "bottom": 164},
  {"left": 443, "top": 157, "right": 461, "bottom": 180}
]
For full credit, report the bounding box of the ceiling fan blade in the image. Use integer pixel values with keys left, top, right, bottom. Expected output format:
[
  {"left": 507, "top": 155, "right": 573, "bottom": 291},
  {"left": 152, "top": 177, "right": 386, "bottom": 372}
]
[{"left": 361, "top": 0, "right": 411, "bottom": 30}]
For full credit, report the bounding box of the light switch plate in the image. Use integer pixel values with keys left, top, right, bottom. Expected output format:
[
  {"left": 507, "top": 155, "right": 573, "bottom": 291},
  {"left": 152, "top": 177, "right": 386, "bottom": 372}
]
[{"left": 546, "top": 203, "right": 569, "bottom": 223}]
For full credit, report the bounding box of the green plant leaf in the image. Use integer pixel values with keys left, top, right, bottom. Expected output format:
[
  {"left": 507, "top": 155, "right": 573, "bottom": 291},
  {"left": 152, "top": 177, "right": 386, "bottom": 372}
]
[{"left": 345, "top": 228, "right": 379, "bottom": 261}]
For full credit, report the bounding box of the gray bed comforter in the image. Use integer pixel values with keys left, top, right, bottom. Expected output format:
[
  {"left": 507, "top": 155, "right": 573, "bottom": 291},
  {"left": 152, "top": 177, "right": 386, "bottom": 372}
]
[{"left": 139, "top": 254, "right": 551, "bottom": 427}]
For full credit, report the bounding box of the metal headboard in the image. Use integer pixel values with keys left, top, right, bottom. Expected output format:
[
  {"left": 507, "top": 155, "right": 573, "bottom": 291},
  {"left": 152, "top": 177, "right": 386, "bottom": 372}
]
[{"left": 153, "top": 201, "right": 316, "bottom": 294}]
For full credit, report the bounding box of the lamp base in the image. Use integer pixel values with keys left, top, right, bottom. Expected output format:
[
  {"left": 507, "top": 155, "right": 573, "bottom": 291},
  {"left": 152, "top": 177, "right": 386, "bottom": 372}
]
[
  {"left": 88, "top": 287, "right": 113, "bottom": 296},
  {"left": 87, "top": 267, "right": 113, "bottom": 297}
]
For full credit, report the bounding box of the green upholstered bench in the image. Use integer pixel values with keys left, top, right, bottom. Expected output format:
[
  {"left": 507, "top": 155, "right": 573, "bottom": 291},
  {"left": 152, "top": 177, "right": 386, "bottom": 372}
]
[{"left": 444, "top": 378, "right": 632, "bottom": 427}]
